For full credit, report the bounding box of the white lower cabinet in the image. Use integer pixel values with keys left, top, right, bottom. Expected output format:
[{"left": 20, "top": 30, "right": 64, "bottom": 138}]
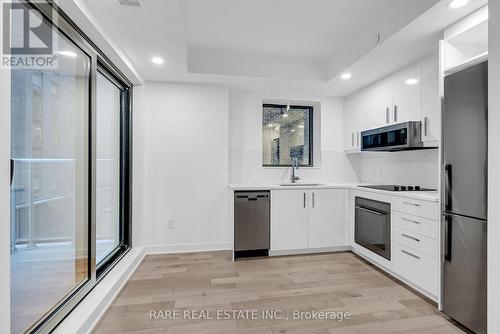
[
  {"left": 392, "top": 211, "right": 439, "bottom": 239},
  {"left": 393, "top": 226, "right": 439, "bottom": 259},
  {"left": 270, "top": 188, "right": 440, "bottom": 299},
  {"left": 351, "top": 190, "right": 440, "bottom": 300},
  {"left": 392, "top": 241, "right": 439, "bottom": 297},
  {"left": 390, "top": 208, "right": 440, "bottom": 298},
  {"left": 392, "top": 197, "right": 440, "bottom": 220},
  {"left": 271, "top": 189, "right": 309, "bottom": 251},
  {"left": 309, "top": 189, "right": 345, "bottom": 248},
  {"left": 271, "top": 189, "right": 345, "bottom": 252}
]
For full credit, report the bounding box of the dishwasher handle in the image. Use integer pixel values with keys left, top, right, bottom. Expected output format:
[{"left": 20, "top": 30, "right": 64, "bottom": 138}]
[{"left": 235, "top": 192, "right": 269, "bottom": 203}]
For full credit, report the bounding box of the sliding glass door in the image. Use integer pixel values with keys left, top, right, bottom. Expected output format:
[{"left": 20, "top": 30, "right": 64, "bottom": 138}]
[
  {"left": 8, "top": 2, "right": 132, "bottom": 333},
  {"left": 10, "top": 20, "right": 91, "bottom": 334}
]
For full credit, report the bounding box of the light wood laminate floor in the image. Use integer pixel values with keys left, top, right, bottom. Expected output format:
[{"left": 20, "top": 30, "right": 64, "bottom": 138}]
[{"left": 93, "top": 251, "right": 464, "bottom": 334}]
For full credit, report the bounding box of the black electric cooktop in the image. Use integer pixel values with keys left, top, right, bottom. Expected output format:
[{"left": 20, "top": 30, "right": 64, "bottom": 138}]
[{"left": 358, "top": 185, "right": 437, "bottom": 192}]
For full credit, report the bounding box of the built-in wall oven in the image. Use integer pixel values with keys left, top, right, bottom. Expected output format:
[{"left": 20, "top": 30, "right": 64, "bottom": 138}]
[{"left": 355, "top": 197, "right": 391, "bottom": 260}]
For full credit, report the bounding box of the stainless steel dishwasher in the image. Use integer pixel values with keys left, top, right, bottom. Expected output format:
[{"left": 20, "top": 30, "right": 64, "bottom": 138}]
[{"left": 234, "top": 191, "right": 270, "bottom": 258}]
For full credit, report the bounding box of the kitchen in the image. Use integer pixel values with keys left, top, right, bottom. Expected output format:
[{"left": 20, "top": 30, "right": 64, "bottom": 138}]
[
  {"left": 231, "top": 3, "right": 488, "bottom": 333},
  {"left": 0, "top": 1, "right": 496, "bottom": 334}
]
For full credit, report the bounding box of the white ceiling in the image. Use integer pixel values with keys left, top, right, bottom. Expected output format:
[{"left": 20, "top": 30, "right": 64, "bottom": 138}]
[
  {"left": 81, "top": 0, "right": 488, "bottom": 96},
  {"left": 180, "top": 0, "right": 394, "bottom": 60}
]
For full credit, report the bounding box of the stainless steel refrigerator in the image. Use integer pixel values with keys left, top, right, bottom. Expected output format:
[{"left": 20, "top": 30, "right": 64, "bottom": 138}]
[{"left": 442, "top": 61, "right": 488, "bottom": 334}]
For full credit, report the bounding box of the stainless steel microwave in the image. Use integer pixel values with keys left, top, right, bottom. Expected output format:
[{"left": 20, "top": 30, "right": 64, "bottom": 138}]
[{"left": 361, "top": 121, "right": 423, "bottom": 152}]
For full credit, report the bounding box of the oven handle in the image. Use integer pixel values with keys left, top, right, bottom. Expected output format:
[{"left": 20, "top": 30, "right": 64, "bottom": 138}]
[{"left": 355, "top": 205, "right": 387, "bottom": 216}]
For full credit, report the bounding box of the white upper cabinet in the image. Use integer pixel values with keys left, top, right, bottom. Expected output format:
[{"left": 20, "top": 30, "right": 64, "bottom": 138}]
[
  {"left": 343, "top": 97, "right": 356, "bottom": 151},
  {"left": 343, "top": 54, "right": 440, "bottom": 152},
  {"left": 421, "top": 54, "right": 440, "bottom": 144},
  {"left": 391, "top": 66, "right": 422, "bottom": 124},
  {"left": 367, "top": 81, "right": 392, "bottom": 128},
  {"left": 343, "top": 94, "right": 363, "bottom": 151}
]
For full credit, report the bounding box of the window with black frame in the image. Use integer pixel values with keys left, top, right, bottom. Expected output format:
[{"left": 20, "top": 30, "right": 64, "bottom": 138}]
[
  {"left": 262, "top": 104, "right": 313, "bottom": 167},
  {"left": 95, "top": 65, "right": 131, "bottom": 276},
  {"left": 8, "top": 2, "right": 132, "bottom": 333}
]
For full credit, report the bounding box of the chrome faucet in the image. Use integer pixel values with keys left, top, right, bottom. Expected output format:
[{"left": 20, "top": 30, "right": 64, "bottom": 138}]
[{"left": 290, "top": 157, "right": 301, "bottom": 183}]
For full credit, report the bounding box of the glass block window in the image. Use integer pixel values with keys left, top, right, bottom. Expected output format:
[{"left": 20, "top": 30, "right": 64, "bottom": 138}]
[{"left": 262, "top": 104, "right": 313, "bottom": 166}]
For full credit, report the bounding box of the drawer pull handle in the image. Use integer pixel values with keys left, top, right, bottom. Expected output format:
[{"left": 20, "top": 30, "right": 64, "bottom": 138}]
[
  {"left": 402, "top": 217, "right": 421, "bottom": 224},
  {"left": 401, "top": 233, "right": 420, "bottom": 242},
  {"left": 403, "top": 201, "right": 421, "bottom": 207},
  {"left": 401, "top": 250, "right": 420, "bottom": 259}
]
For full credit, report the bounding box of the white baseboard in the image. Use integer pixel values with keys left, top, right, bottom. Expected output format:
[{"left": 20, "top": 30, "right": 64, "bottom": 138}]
[
  {"left": 52, "top": 243, "right": 230, "bottom": 334},
  {"left": 53, "top": 247, "right": 146, "bottom": 334},
  {"left": 50, "top": 243, "right": 437, "bottom": 334},
  {"left": 144, "top": 242, "right": 231, "bottom": 255}
]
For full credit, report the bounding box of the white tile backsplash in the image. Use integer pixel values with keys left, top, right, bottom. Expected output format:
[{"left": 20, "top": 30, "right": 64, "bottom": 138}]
[{"left": 347, "top": 149, "right": 440, "bottom": 188}]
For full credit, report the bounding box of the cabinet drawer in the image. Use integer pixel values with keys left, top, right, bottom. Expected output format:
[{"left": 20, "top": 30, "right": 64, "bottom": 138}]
[
  {"left": 392, "top": 197, "right": 439, "bottom": 220},
  {"left": 392, "top": 226, "right": 438, "bottom": 258},
  {"left": 392, "top": 242, "right": 439, "bottom": 297},
  {"left": 392, "top": 211, "right": 439, "bottom": 239}
]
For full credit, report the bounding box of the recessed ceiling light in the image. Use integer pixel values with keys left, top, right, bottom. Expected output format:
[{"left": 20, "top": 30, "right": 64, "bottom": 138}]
[
  {"left": 449, "top": 0, "right": 469, "bottom": 9},
  {"left": 152, "top": 57, "right": 164, "bottom": 65},
  {"left": 57, "top": 50, "right": 77, "bottom": 57},
  {"left": 341, "top": 73, "right": 352, "bottom": 80},
  {"left": 267, "top": 124, "right": 273, "bottom": 127},
  {"left": 291, "top": 129, "right": 296, "bottom": 132},
  {"left": 298, "top": 125, "right": 304, "bottom": 129},
  {"left": 405, "top": 78, "right": 419, "bottom": 85},
  {"left": 283, "top": 114, "right": 289, "bottom": 118}
]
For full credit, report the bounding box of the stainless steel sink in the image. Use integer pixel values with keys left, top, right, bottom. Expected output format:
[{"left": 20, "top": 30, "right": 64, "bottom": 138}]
[{"left": 279, "top": 183, "right": 323, "bottom": 187}]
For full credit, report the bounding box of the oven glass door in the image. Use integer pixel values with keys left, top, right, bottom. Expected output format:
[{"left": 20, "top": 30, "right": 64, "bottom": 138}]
[{"left": 355, "top": 202, "right": 391, "bottom": 260}]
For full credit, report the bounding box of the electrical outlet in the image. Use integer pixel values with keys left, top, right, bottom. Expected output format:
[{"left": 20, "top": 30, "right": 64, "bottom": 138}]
[{"left": 167, "top": 219, "right": 175, "bottom": 229}]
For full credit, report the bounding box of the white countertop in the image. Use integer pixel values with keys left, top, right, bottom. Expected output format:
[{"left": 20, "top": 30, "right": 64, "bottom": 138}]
[{"left": 228, "top": 183, "right": 439, "bottom": 202}]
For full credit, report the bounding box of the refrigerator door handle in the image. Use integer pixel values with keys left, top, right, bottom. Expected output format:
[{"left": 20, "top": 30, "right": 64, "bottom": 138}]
[
  {"left": 444, "top": 215, "right": 452, "bottom": 262},
  {"left": 10, "top": 158, "right": 15, "bottom": 186},
  {"left": 444, "top": 164, "right": 452, "bottom": 211}
]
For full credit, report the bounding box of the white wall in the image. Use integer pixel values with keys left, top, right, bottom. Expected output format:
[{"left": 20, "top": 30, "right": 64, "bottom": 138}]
[
  {"left": 488, "top": 1, "right": 499, "bottom": 332},
  {"left": 132, "top": 85, "right": 146, "bottom": 247},
  {"left": 348, "top": 150, "right": 440, "bottom": 188},
  {"left": 229, "top": 90, "right": 358, "bottom": 184},
  {"left": 141, "top": 82, "right": 230, "bottom": 252}
]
